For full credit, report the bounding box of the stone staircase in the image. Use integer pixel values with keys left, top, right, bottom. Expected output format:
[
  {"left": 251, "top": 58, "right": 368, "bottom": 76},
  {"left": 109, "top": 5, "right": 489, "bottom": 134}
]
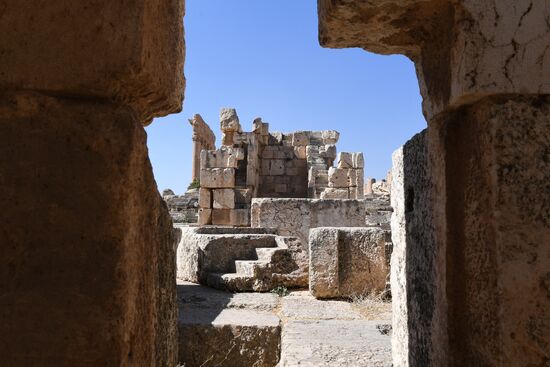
[{"left": 207, "top": 235, "right": 307, "bottom": 292}]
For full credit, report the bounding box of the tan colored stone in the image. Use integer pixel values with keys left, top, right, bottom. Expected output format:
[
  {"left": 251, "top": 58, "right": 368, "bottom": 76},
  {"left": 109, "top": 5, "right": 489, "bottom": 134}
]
[
  {"left": 198, "top": 188, "right": 212, "bottom": 209},
  {"left": 0, "top": 93, "right": 178, "bottom": 366},
  {"left": 328, "top": 167, "right": 351, "bottom": 188},
  {"left": 337, "top": 152, "right": 353, "bottom": 169},
  {"left": 0, "top": 1, "right": 185, "bottom": 125},
  {"left": 320, "top": 187, "right": 349, "bottom": 199},
  {"left": 200, "top": 168, "right": 235, "bottom": 189},
  {"left": 198, "top": 208, "right": 212, "bottom": 225},
  {"left": 322, "top": 130, "right": 340, "bottom": 144},
  {"left": 352, "top": 152, "right": 364, "bottom": 169},
  {"left": 292, "top": 131, "right": 310, "bottom": 146},
  {"left": 310, "top": 227, "right": 389, "bottom": 299},
  {"left": 211, "top": 209, "right": 249, "bottom": 226},
  {"left": 200, "top": 146, "right": 244, "bottom": 169},
  {"left": 294, "top": 146, "right": 307, "bottom": 159},
  {"left": 213, "top": 189, "right": 235, "bottom": 209}
]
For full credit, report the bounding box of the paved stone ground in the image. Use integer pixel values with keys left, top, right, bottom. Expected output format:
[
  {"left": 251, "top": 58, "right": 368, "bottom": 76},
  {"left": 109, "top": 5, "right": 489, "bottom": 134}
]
[{"left": 178, "top": 282, "right": 392, "bottom": 366}]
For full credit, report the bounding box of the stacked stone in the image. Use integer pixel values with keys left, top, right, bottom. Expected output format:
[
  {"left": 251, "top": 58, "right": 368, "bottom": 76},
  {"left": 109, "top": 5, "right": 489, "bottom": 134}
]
[
  {"left": 198, "top": 108, "right": 250, "bottom": 226},
  {"left": 320, "top": 152, "right": 365, "bottom": 199},
  {"left": 258, "top": 131, "right": 309, "bottom": 197},
  {"left": 300, "top": 131, "right": 339, "bottom": 198}
]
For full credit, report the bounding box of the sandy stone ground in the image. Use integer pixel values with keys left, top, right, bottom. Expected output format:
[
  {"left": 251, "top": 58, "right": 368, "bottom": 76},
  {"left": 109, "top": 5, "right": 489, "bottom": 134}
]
[{"left": 178, "top": 281, "right": 392, "bottom": 366}]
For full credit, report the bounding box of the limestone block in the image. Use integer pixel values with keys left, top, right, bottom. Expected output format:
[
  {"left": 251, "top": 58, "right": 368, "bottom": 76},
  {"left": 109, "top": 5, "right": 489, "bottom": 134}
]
[
  {"left": 0, "top": 1, "right": 185, "bottom": 125},
  {"left": 336, "top": 152, "right": 353, "bottom": 169},
  {"left": 352, "top": 153, "right": 364, "bottom": 169},
  {"left": 198, "top": 188, "right": 212, "bottom": 209},
  {"left": 200, "top": 168, "right": 235, "bottom": 189},
  {"left": 212, "top": 209, "right": 249, "bottom": 226},
  {"left": 179, "top": 307, "right": 280, "bottom": 367},
  {"left": 310, "top": 227, "right": 390, "bottom": 299},
  {"left": 308, "top": 131, "right": 324, "bottom": 145},
  {"left": 320, "top": 188, "right": 349, "bottom": 199},
  {"left": 309, "top": 228, "right": 339, "bottom": 298},
  {"left": 213, "top": 189, "right": 235, "bottom": 209},
  {"left": 292, "top": 131, "right": 310, "bottom": 146},
  {"left": 328, "top": 167, "right": 351, "bottom": 188},
  {"left": 322, "top": 130, "right": 340, "bottom": 144},
  {"left": 0, "top": 94, "right": 177, "bottom": 365},
  {"left": 294, "top": 146, "right": 307, "bottom": 159},
  {"left": 200, "top": 146, "right": 244, "bottom": 169},
  {"left": 220, "top": 108, "right": 241, "bottom": 132},
  {"left": 270, "top": 160, "right": 285, "bottom": 176},
  {"left": 306, "top": 145, "right": 326, "bottom": 165},
  {"left": 198, "top": 209, "right": 212, "bottom": 225}
]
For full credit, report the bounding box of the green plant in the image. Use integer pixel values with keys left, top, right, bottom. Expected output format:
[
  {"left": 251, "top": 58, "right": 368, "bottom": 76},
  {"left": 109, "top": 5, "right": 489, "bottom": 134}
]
[
  {"left": 187, "top": 179, "right": 200, "bottom": 190},
  {"left": 270, "top": 286, "right": 290, "bottom": 297}
]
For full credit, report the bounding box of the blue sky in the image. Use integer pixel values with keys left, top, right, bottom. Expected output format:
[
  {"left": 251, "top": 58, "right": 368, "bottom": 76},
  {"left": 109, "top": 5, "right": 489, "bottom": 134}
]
[{"left": 146, "top": 0, "right": 427, "bottom": 194}]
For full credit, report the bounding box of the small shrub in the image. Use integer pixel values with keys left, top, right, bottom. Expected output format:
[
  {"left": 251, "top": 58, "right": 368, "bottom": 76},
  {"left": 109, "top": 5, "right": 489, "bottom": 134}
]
[
  {"left": 270, "top": 286, "right": 290, "bottom": 297},
  {"left": 187, "top": 179, "right": 200, "bottom": 190}
]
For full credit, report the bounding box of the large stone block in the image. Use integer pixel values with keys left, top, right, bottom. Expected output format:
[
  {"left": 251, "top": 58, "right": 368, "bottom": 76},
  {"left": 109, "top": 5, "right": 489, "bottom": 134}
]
[
  {"left": 328, "top": 167, "right": 352, "bottom": 188},
  {"left": 0, "top": 1, "right": 185, "bottom": 124},
  {"left": 0, "top": 93, "right": 177, "bottom": 366},
  {"left": 200, "top": 168, "right": 235, "bottom": 188},
  {"left": 322, "top": 130, "right": 340, "bottom": 144},
  {"left": 318, "top": 0, "right": 550, "bottom": 118},
  {"left": 198, "top": 188, "right": 211, "bottom": 209},
  {"left": 320, "top": 187, "right": 349, "bottom": 199},
  {"left": 251, "top": 198, "right": 365, "bottom": 246},
  {"left": 213, "top": 189, "right": 235, "bottom": 209},
  {"left": 212, "top": 209, "right": 249, "bottom": 227},
  {"left": 337, "top": 152, "right": 353, "bottom": 169},
  {"left": 310, "top": 227, "right": 390, "bottom": 299},
  {"left": 198, "top": 209, "right": 212, "bottom": 225},
  {"left": 292, "top": 131, "right": 310, "bottom": 146},
  {"left": 200, "top": 147, "right": 244, "bottom": 169}
]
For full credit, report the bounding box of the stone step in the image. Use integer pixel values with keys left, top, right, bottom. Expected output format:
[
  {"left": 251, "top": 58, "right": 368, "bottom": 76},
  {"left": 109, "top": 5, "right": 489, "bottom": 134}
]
[
  {"left": 207, "top": 272, "right": 255, "bottom": 292},
  {"left": 255, "top": 247, "right": 281, "bottom": 261},
  {"left": 235, "top": 260, "right": 269, "bottom": 276}
]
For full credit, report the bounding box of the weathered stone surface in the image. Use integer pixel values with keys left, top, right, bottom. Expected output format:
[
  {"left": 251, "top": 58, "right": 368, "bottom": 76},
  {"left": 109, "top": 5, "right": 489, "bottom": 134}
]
[
  {"left": 320, "top": 187, "right": 349, "bottom": 199},
  {"left": 322, "top": 130, "right": 340, "bottom": 144},
  {"left": 280, "top": 320, "right": 392, "bottom": 367},
  {"left": 0, "top": 93, "right": 178, "bottom": 366},
  {"left": 318, "top": 0, "right": 550, "bottom": 119},
  {"left": 176, "top": 227, "right": 278, "bottom": 283},
  {"left": 435, "top": 97, "right": 550, "bottom": 367},
  {"left": 178, "top": 282, "right": 280, "bottom": 367},
  {"left": 198, "top": 188, "right": 211, "bottom": 209},
  {"left": 200, "top": 168, "right": 235, "bottom": 188},
  {"left": 337, "top": 152, "right": 353, "bottom": 168},
  {"left": 352, "top": 152, "right": 364, "bottom": 168},
  {"left": 310, "top": 227, "right": 390, "bottom": 299},
  {"left": 200, "top": 146, "right": 244, "bottom": 169},
  {"left": 251, "top": 198, "right": 365, "bottom": 246},
  {"left": 0, "top": 1, "right": 185, "bottom": 124},
  {"left": 212, "top": 189, "right": 235, "bottom": 209},
  {"left": 327, "top": 167, "right": 351, "bottom": 188},
  {"left": 390, "top": 129, "right": 444, "bottom": 367},
  {"left": 198, "top": 208, "right": 212, "bottom": 225},
  {"left": 292, "top": 131, "right": 310, "bottom": 146},
  {"left": 220, "top": 107, "right": 241, "bottom": 132}
]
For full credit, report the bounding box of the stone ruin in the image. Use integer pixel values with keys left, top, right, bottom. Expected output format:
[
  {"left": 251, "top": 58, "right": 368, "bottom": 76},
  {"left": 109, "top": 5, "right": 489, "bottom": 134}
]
[
  {"left": 196, "top": 107, "right": 365, "bottom": 227},
  {"left": 174, "top": 108, "right": 390, "bottom": 299},
  {"left": 3, "top": 0, "right": 548, "bottom": 366}
]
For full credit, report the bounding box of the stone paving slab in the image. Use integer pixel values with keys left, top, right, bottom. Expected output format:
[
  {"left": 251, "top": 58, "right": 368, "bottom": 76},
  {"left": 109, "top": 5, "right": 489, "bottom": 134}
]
[
  {"left": 177, "top": 282, "right": 392, "bottom": 366},
  {"left": 279, "top": 320, "right": 392, "bottom": 367}
]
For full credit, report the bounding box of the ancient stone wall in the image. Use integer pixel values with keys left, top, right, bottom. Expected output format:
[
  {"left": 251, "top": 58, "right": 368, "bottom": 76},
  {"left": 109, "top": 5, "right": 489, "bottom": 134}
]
[
  {"left": 189, "top": 114, "right": 215, "bottom": 182},
  {"left": 318, "top": 1, "right": 550, "bottom": 365},
  {"left": 0, "top": 1, "right": 184, "bottom": 365}
]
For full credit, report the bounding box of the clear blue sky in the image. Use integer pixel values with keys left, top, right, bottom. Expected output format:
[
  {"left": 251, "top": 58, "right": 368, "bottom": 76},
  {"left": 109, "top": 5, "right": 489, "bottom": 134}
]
[{"left": 146, "top": 0, "right": 426, "bottom": 194}]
